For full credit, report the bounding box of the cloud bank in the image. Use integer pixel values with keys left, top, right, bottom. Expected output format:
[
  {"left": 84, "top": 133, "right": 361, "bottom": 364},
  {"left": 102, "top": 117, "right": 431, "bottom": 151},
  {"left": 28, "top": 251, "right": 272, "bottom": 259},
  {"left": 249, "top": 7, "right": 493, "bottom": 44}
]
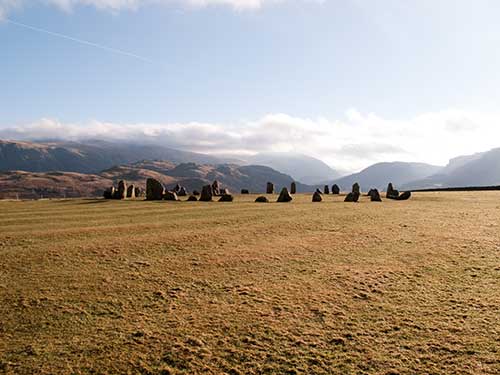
[
  {"left": 0, "top": 0, "right": 277, "bottom": 17},
  {"left": 2, "top": 110, "right": 500, "bottom": 173}
]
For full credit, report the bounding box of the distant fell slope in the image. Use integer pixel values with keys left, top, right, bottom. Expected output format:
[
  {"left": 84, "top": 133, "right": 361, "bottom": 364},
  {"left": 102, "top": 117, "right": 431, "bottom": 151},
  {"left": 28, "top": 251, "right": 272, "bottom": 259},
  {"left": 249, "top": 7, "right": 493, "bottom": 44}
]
[
  {"left": 331, "top": 162, "right": 443, "bottom": 191},
  {"left": 246, "top": 152, "right": 340, "bottom": 184},
  {"left": 0, "top": 161, "right": 312, "bottom": 199},
  {"left": 0, "top": 171, "right": 111, "bottom": 199},
  {"left": 0, "top": 140, "right": 225, "bottom": 173},
  {"left": 403, "top": 148, "right": 500, "bottom": 189}
]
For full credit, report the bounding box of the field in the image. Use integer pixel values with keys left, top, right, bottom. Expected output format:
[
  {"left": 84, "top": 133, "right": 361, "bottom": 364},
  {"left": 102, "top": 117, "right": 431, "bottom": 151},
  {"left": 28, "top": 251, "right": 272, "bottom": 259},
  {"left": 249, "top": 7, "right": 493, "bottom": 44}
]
[{"left": 1, "top": 192, "right": 499, "bottom": 374}]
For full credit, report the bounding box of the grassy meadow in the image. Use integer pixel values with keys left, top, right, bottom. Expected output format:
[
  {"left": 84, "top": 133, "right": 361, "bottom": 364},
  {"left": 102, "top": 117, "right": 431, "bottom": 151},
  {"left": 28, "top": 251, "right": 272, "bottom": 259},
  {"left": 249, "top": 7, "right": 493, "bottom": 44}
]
[{"left": 0, "top": 192, "right": 499, "bottom": 374}]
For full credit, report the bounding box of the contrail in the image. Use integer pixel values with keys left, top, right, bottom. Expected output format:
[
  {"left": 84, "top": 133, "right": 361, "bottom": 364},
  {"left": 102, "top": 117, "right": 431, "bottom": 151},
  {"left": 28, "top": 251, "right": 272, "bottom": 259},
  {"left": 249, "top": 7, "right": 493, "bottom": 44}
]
[{"left": 5, "top": 18, "right": 154, "bottom": 64}]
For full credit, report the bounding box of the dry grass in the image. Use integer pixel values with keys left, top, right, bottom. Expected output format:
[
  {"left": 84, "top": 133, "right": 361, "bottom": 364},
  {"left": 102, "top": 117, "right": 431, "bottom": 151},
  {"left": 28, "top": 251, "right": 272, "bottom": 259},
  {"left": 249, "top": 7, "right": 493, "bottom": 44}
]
[{"left": 0, "top": 192, "right": 499, "bottom": 374}]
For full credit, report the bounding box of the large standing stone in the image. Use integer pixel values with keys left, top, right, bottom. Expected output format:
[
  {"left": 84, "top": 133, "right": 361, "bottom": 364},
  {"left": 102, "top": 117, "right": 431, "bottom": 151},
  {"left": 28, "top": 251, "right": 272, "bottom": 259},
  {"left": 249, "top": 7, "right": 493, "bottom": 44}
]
[
  {"left": 200, "top": 185, "right": 213, "bottom": 202},
  {"left": 103, "top": 187, "right": 115, "bottom": 199},
  {"left": 114, "top": 180, "right": 127, "bottom": 200},
  {"left": 324, "top": 185, "right": 330, "bottom": 194},
  {"left": 277, "top": 187, "right": 293, "bottom": 202},
  {"left": 332, "top": 184, "right": 340, "bottom": 194},
  {"left": 386, "top": 183, "right": 400, "bottom": 199},
  {"left": 312, "top": 191, "right": 323, "bottom": 202},
  {"left": 396, "top": 191, "right": 412, "bottom": 200},
  {"left": 212, "top": 181, "right": 220, "bottom": 196},
  {"left": 290, "top": 182, "right": 297, "bottom": 194},
  {"left": 177, "top": 187, "right": 187, "bottom": 196},
  {"left": 369, "top": 189, "right": 382, "bottom": 202},
  {"left": 164, "top": 191, "right": 179, "bottom": 201},
  {"left": 255, "top": 196, "right": 269, "bottom": 203},
  {"left": 266, "top": 182, "right": 274, "bottom": 194},
  {"left": 146, "top": 178, "right": 164, "bottom": 200},
  {"left": 218, "top": 194, "right": 234, "bottom": 202},
  {"left": 126, "top": 184, "right": 136, "bottom": 199},
  {"left": 352, "top": 183, "right": 360, "bottom": 195},
  {"left": 344, "top": 192, "right": 360, "bottom": 202}
]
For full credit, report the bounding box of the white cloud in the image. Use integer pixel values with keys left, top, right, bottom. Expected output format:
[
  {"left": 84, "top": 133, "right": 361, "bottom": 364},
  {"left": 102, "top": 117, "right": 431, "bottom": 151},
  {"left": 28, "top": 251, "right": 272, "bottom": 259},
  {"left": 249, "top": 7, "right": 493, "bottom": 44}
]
[
  {"left": 0, "top": 0, "right": 277, "bottom": 16},
  {"left": 2, "top": 109, "right": 500, "bottom": 173}
]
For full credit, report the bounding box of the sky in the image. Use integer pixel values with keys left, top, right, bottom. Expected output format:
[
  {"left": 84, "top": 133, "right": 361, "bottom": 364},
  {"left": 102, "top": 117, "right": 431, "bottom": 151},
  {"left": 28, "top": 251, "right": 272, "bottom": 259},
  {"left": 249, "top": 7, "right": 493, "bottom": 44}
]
[{"left": 1, "top": 0, "right": 500, "bottom": 172}]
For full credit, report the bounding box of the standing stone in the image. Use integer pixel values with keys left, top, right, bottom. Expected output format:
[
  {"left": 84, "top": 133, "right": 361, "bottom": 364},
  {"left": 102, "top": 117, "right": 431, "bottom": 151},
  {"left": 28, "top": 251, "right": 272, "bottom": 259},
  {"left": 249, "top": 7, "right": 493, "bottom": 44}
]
[
  {"left": 332, "top": 184, "right": 340, "bottom": 194},
  {"left": 352, "top": 183, "right": 360, "bottom": 195},
  {"left": 277, "top": 187, "right": 293, "bottom": 202},
  {"left": 177, "top": 187, "right": 187, "bottom": 196},
  {"left": 212, "top": 181, "right": 220, "bottom": 196},
  {"left": 173, "top": 184, "right": 181, "bottom": 193},
  {"left": 164, "top": 191, "right": 179, "bottom": 201},
  {"left": 312, "top": 191, "right": 323, "bottom": 202},
  {"left": 386, "top": 183, "right": 400, "bottom": 199},
  {"left": 241, "top": 189, "right": 250, "bottom": 194},
  {"left": 193, "top": 190, "right": 200, "bottom": 196},
  {"left": 218, "top": 194, "right": 234, "bottom": 202},
  {"left": 187, "top": 195, "right": 198, "bottom": 201},
  {"left": 103, "top": 187, "right": 115, "bottom": 199},
  {"left": 255, "top": 196, "right": 269, "bottom": 203},
  {"left": 344, "top": 192, "right": 360, "bottom": 202},
  {"left": 266, "top": 182, "right": 274, "bottom": 194},
  {"left": 114, "top": 180, "right": 127, "bottom": 200},
  {"left": 220, "top": 188, "right": 230, "bottom": 195},
  {"left": 146, "top": 178, "right": 164, "bottom": 200},
  {"left": 315, "top": 188, "right": 323, "bottom": 194},
  {"left": 324, "top": 185, "right": 330, "bottom": 194},
  {"left": 200, "top": 185, "right": 213, "bottom": 202},
  {"left": 126, "top": 184, "right": 136, "bottom": 199},
  {"left": 369, "top": 189, "right": 382, "bottom": 202},
  {"left": 396, "top": 191, "right": 412, "bottom": 200},
  {"left": 290, "top": 182, "right": 297, "bottom": 194}
]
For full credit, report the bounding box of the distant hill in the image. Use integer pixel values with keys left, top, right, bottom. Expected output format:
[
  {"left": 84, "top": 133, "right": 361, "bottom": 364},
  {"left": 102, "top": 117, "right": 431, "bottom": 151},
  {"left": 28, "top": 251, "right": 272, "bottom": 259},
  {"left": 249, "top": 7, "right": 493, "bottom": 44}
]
[
  {"left": 245, "top": 152, "right": 340, "bottom": 184},
  {"left": 0, "top": 171, "right": 112, "bottom": 199},
  {"left": 403, "top": 148, "right": 500, "bottom": 189},
  {"left": 101, "top": 162, "right": 308, "bottom": 193},
  {"left": 0, "top": 161, "right": 311, "bottom": 199},
  {"left": 0, "top": 140, "right": 226, "bottom": 173},
  {"left": 329, "top": 162, "right": 443, "bottom": 192}
]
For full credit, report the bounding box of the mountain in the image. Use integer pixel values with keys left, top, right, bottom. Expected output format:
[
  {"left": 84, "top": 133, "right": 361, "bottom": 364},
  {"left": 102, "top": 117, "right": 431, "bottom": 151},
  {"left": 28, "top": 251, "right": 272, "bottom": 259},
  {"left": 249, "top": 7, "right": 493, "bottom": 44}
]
[
  {"left": 330, "top": 162, "right": 443, "bottom": 192},
  {"left": 0, "top": 161, "right": 311, "bottom": 199},
  {"left": 403, "top": 148, "right": 500, "bottom": 189},
  {"left": 245, "top": 152, "right": 340, "bottom": 184},
  {"left": 0, "top": 140, "right": 226, "bottom": 173},
  {"left": 100, "top": 162, "right": 311, "bottom": 194},
  {"left": 0, "top": 171, "right": 112, "bottom": 199}
]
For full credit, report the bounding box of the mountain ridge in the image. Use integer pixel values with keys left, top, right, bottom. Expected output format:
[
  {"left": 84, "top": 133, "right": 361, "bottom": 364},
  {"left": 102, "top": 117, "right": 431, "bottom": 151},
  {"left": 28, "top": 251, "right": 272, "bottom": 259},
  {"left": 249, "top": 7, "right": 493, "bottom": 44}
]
[
  {"left": 0, "top": 160, "right": 311, "bottom": 199},
  {"left": 329, "top": 162, "right": 443, "bottom": 191}
]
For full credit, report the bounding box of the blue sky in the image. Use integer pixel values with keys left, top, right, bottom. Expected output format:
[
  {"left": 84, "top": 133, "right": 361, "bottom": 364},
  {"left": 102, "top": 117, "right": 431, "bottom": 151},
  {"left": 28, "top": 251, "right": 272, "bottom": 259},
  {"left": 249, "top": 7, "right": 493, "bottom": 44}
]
[{"left": 1, "top": 0, "right": 500, "bottom": 171}]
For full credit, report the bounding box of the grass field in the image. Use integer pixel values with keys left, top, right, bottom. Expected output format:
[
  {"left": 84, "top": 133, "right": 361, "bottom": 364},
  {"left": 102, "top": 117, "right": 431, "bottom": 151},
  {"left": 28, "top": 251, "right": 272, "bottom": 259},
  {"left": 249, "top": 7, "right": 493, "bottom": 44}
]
[{"left": 1, "top": 192, "right": 499, "bottom": 374}]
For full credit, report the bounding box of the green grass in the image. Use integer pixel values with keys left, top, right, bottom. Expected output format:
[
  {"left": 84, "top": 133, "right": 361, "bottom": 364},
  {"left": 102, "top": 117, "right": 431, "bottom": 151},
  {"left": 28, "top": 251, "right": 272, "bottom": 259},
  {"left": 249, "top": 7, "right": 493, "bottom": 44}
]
[{"left": 1, "top": 192, "right": 499, "bottom": 374}]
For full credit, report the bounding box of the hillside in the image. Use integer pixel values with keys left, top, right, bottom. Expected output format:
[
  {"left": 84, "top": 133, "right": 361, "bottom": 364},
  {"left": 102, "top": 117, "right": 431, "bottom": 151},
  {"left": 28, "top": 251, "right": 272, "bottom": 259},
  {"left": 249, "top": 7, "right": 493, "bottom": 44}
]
[
  {"left": 0, "top": 171, "right": 112, "bottom": 199},
  {"left": 0, "top": 161, "right": 311, "bottom": 199},
  {"left": 0, "top": 140, "right": 225, "bottom": 173},
  {"left": 330, "top": 162, "right": 443, "bottom": 191},
  {"left": 245, "top": 152, "right": 340, "bottom": 184},
  {"left": 403, "top": 148, "right": 500, "bottom": 189}
]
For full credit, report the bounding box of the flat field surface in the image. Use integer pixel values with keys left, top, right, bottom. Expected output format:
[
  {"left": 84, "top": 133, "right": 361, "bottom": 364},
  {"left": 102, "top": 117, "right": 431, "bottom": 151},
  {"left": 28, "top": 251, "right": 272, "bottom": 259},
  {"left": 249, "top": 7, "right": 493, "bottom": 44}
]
[{"left": 0, "top": 192, "right": 499, "bottom": 374}]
